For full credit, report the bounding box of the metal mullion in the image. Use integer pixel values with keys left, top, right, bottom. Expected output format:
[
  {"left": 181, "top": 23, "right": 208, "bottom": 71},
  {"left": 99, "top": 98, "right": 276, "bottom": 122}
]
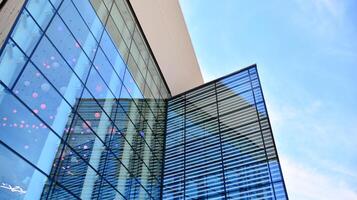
[
  {"left": 10, "top": 1, "right": 61, "bottom": 90},
  {"left": 254, "top": 67, "right": 289, "bottom": 198},
  {"left": 69, "top": 0, "right": 128, "bottom": 86},
  {"left": 183, "top": 94, "right": 187, "bottom": 199},
  {"left": 213, "top": 82, "right": 228, "bottom": 199},
  {"left": 55, "top": 0, "right": 126, "bottom": 198},
  {"left": 247, "top": 68, "right": 277, "bottom": 199}
]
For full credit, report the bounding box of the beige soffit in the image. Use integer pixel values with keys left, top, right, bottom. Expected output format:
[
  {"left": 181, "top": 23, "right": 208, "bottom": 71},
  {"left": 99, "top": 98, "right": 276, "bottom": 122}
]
[
  {"left": 0, "top": 0, "right": 25, "bottom": 49},
  {"left": 129, "top": 0, "right": 204, "bottom": 96}
]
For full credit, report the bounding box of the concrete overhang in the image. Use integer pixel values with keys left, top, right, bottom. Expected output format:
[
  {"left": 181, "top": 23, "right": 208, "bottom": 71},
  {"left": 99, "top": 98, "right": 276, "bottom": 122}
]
[{"left": 129, "top": 0, "right": 204, "bottom": 96}]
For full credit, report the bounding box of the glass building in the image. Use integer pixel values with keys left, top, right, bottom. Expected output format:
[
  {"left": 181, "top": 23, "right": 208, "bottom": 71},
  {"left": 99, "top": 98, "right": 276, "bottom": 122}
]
[
  {"left": 163, "top": 66, "right": 287, "bottom": 199},
  {"left": 0, "top": 0, "right": 288, "bottom": 199}
]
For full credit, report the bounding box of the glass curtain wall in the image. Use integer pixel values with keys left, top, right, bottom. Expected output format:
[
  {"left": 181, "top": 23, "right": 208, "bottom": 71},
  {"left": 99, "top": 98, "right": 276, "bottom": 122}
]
[
  {"left": 163, "top": 65, "right": 288, "bottom": 199},
  {"left": 0, "top": 0, "right": 170, "bottom": 199}
]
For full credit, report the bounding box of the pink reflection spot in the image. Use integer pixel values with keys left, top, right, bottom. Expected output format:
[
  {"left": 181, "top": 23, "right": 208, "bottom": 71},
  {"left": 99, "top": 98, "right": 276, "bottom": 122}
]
[
  {"left": 2, "top": 123, "right": 6, "bottom": 126},
  {"left": 45, "top": 64, "right": 51, "bottom": 69},
  {"left": 33, "top": 109, "right": 39, "bottom": 114},
  {"left": 13, "top": 109, "right": 17, "bottom": 113},
  {"left": 72, "top": 58, "right": 76, "bottom": 63},
  {"left": 35, "top": 72, "right": 41, "bottom": 77},
  {"left": 94, "top": 112, "right": 101, "bottom": 118},
  {"left": 13, "top": 123, "right": 18, "bottom": 127},
  {"left": 24, "top": 145, "right": 29, "bottom": 149},
  {"left": 75, "top": 42, "right": 80, "bottom": 48},
  {"left": 3, "top": 117, "right": 7, "bottom": 121},
  {"left": 20, "top": 124, "right": 24, "bottom": 128},
  {"left": 127, "top": 88, "right": 131, "bottom": 93},
  {"left": 32, "top": 92, "right": 39, "bottom": 98},
  {"left": 40, "top": 104, "right": 47, "bottom": 110},
  {"left": 49, "top": 115, "right": 54, "bottom": 119},
  {"left": 14, "top": 90, "right": 19, "bottom": 94},
  {"left": 95, "top": 84, "right": 102, "bottom": 92},
  {"left": 39, "top": 123, "right": 43, "bottom": 127},
  {"left": 83, "top": 145, "right": 88, "bottom": 150},
  {"left": 32, "top": 125, "right": 36, "bottom": 128}
]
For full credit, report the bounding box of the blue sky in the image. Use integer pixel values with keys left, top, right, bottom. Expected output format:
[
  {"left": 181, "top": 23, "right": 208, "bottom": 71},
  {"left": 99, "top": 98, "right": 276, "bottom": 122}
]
[{"left": 179, "top": 0, "right": 357, "bottom": 199}]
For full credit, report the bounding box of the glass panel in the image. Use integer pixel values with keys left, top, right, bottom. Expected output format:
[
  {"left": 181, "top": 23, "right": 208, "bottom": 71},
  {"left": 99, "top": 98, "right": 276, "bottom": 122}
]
[
  {"left": 0, "top": 41, "right": 27, "bottom": 88},
  {"left": 13, "top": 62, "right": 73, "bottom": 135},
  {"left": 59, "top": 0, "right": 98, "bottom": 60},
  {"left": 26, "top": 0, "right": 55, "bottom": 29},
  {"left": 11, "top": 10, "right": 42, "bottom": 56},
  {"left": 93, "top": 48, "right": 122, "bottom": 98},
  {"left": 46, "top": 15, "right": 92, "bottom": 82},
  {"left": 0, "top": 84, "right": 61, "bottom": 174},
  {"left": 0, "top": 143, "right": 49, "bottom": 200},
  {"left": 30, "top": 37, "right": 84, "bottom": 107},
  {"left": 99, "top": 30, "right": 126, "bottom": 81},
  {"left": 72, "top": 0, "right": 104, "bottom": 40}
]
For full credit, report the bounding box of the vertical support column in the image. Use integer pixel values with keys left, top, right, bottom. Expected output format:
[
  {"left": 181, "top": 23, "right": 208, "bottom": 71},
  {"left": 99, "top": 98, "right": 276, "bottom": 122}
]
[{"left": 213, "top": 83, "right": 228, "bottom": 199}]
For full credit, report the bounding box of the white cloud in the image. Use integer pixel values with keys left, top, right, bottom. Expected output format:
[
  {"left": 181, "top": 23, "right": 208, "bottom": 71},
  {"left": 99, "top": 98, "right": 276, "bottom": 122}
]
[
  {"left": 292, "top": 0, "right": 348, "bottom": 41},
  {"left": 280, "top": 155, "right": 357, "bottom": 200}
]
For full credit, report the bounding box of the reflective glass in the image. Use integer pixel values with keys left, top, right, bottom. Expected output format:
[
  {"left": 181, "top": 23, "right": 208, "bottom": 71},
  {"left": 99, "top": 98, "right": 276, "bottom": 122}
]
[
  {"left": 13, "top": 62, "right": 73, "bottom": 135},
  {"left": 0, "top": 0, "right": 170, "bottom": 199},
  {"left": 0, "top": 41, "right": 27, "bottom": 88},
  {"left": 46, "top": 15, "right": 92, "bottom": 82},
  {"left": 11, "top": 10, "right": 42, "bottom": 56},
  {"left": 31, "top": 37, "right": 84, "bottom": 106},
  {"left": 59, "top": 0, "right": 98, "bottom": 60},
  {"left": 26, "top": 0, "right": 55, "bottom": 29},
  {"left": 163, "top": 66, "right": 287, "bottom": 199},
  {"left": 0, "top": 144, "right": 49, "bottom": 200},
  {"left": 0, "top": 84, "right": 61, "bottom": 174},
  {"left": 93, "top": 48, "right": 122, "bottom": 98}
]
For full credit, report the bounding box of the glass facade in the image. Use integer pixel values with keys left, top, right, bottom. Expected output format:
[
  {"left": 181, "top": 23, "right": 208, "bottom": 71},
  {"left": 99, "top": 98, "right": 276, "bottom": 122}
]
[
  {"left": 0, "top": 0, "right": 288, "bottom": 199},
  {"left": 0, "top": 0, "right": 169, "bottom": 199},
  {"left": 163, "top": 66, "right": 288, "bottom": 199}
]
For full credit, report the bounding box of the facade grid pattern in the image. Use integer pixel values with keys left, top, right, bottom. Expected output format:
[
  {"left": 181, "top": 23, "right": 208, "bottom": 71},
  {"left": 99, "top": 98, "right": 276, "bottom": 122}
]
[
  {"left": 163, "top": 65, "right": 288, "bottom": 200},
  {"left": 0, "top": 0, "right": 170, "bottom": 199}
]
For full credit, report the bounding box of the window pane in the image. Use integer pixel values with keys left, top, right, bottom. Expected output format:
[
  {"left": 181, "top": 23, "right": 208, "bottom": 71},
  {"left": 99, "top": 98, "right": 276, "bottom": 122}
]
[
  {"left": 59, "top": 0, "right": 97, "bottom": 60},
  {"left": 11, "top": 10, "right": 42, "bottom": 56},
  {"left": 0, "top": 41, "right": 27, "bottom": 88},
  {"left": 26, "top": 0, "right": 55, "bottom": 29},
  {"left": 30, "top": 37, "right": 84, "bottom": 107},
  {"left": 13, "top": 62, "right": 73, "bottom": 135},
  {"left": 0, "top": 143, "right": 48, "bottom": 200},
  {"left": 46, "top": 15, "right": 92, "bottom": 82},
  {"left": 0, "top": 84, "right": 61, "bottom": 174}
]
